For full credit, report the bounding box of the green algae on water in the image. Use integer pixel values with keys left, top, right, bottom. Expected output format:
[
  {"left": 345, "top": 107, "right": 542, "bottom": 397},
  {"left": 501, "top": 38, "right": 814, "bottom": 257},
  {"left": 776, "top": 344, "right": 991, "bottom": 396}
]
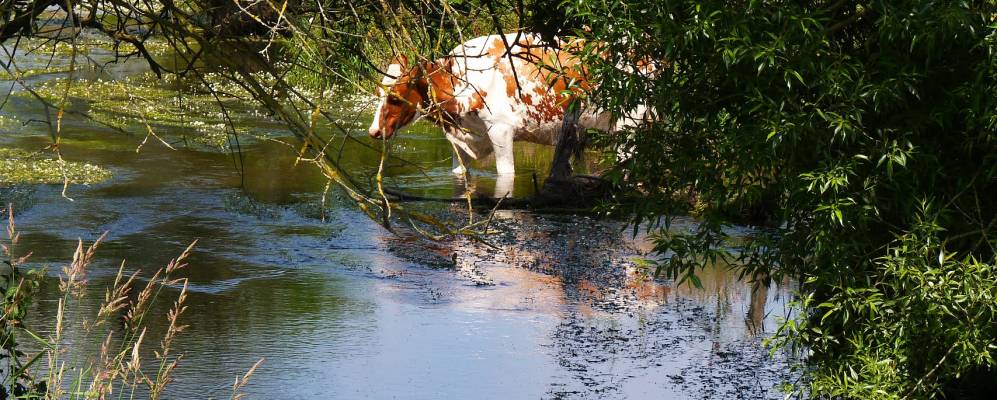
[
  {"left": 0, "top": 148, "right": 111, "bottom": 185},
  {"left": 26, "top": 75, "right": 256, "bottom": 150}
]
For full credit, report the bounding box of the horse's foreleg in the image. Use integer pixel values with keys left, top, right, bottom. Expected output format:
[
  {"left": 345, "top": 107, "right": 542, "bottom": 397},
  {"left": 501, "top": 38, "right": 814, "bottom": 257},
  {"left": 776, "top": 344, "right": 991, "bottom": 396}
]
[
  {"left": 445, "top": 130, "right": 475, "bottom": 175},
  {"left": 487, "top": 124, "right": 516, "bottom": 175},
  {"left": 451, "top": 146, "right": 472, "bottom": 175}
]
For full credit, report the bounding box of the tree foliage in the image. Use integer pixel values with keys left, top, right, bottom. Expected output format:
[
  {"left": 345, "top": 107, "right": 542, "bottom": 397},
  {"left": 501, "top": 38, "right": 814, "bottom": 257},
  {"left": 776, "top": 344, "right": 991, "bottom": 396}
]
[
  {"left": 566, "top": 0, "right": 997, "bottom": 397},
  {"left": 0, "top": 0, "right": 520, "bottom": 236}
]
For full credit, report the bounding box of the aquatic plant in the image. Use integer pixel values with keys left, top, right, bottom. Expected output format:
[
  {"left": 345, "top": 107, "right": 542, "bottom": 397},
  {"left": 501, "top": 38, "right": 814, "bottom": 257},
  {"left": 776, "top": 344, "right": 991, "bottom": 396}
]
[
  {"left": 0, "top": 149, "right": 111, "bottom": 185},
  {"left": 19, "top": 72, "right": 259, "bottom": 151}
]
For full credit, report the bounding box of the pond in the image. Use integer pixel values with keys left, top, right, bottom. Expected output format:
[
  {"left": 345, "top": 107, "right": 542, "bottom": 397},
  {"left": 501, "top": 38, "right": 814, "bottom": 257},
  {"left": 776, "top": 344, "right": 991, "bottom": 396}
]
[{"left": 0, "top": 39, "right": 795, "bottom": 399}]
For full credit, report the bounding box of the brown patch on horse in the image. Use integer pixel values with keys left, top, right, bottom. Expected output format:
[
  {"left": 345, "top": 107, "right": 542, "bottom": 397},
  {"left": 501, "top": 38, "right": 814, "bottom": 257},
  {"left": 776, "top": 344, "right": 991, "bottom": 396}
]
[
  {"left": 512, "top": 38, "right": 592, "bottom": 123},
  {"left": 521, "top": 92, "right": 533, "bottom": 105},
  {"left": 487, "top": 38, "right": 522, "bottom": 98},
  {"left": 377, "top": 56, "right": 476, "bottom": 137},
  {"left": 376, "top": 57, "right": 426, "bottom": 138},
  {"left": 423, "top": 59, "right": 464, "bottom": 125},
  {"left": 469, "top": 90, "right": 488, "bottom": 111}
]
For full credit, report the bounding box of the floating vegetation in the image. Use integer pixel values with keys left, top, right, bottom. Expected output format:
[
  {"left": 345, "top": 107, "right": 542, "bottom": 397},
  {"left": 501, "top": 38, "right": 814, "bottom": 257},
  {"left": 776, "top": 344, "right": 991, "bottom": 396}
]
[
  {"left": 22, "top": 75, "right": 257, "bottom": 150},
  {"left": 0, "top": 148, "right": 111, "bottom": 184},
  {"left": 0, "top": 114, "right": 20, "bottom": 129},
  {"left": 8, "top": 39, "right": 366, "bottom": 153}
]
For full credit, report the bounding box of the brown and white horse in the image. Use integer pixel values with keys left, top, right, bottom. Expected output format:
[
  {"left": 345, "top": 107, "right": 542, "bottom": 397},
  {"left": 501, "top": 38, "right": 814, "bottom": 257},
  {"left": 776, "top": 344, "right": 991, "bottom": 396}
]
[{"left": 372, "top": 34, "right": 631, "bottom": 169}]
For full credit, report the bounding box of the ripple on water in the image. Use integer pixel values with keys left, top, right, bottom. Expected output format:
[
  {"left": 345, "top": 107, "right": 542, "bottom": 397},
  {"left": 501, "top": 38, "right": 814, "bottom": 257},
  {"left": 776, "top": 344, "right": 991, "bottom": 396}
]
[{"left": 5, "top": 107, "right": 796, "bottom": 399}]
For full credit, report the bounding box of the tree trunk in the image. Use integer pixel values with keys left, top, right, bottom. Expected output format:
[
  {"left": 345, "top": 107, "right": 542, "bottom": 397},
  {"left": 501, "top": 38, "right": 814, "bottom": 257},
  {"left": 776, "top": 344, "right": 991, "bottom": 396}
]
[{"left": 548, "top": 104, "right": 581, "bottom": 180}]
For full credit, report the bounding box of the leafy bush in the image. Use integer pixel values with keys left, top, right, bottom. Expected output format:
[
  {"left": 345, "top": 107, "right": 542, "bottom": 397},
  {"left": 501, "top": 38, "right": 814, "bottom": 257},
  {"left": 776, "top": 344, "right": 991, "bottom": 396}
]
[{"left": 562, "top": 1, "right": 997, "bottom": 398}]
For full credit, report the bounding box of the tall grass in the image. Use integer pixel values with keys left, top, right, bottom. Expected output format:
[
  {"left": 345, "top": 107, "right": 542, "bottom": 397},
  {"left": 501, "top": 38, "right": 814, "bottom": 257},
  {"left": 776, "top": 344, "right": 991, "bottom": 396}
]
[{"left": 1, "top": 205, "right": 263, "bottom": 399}]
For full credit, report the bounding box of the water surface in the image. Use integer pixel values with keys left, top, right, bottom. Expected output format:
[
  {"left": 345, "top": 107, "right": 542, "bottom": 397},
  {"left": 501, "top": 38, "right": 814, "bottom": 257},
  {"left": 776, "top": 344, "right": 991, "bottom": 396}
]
[{"left": 0, "top": 41, "right": 794, "bottom": 399}]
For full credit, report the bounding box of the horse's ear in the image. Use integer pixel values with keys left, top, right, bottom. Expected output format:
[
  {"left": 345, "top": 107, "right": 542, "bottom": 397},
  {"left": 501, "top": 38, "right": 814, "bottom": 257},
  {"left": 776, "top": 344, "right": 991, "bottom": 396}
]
[
  {"left": 440, "top": 56, "right": 454, "bottom": 71},
  {"left": 391, "top": 54, "right": 409, "bottom": 67},
  {"left": 383, "top": 54, "right": 410, "bottom": 80},
  {"left": 420, "top": 57, "right": 453, "bottom": 74}
]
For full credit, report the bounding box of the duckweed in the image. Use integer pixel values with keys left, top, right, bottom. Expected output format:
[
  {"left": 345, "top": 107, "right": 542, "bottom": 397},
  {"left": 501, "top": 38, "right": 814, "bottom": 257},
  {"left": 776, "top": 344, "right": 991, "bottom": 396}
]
[
  {"left": 23, "top": 74, "right": 263, "bottom": 150},
  {"left": 0, "top": 148, "right": 112, "bottom": 185}
]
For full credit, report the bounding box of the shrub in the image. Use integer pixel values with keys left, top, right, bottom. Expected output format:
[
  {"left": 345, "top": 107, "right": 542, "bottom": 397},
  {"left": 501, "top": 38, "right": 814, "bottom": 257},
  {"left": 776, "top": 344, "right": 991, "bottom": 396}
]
[{"left": 562, "top": 1, "right": 997, "bottom": 397}]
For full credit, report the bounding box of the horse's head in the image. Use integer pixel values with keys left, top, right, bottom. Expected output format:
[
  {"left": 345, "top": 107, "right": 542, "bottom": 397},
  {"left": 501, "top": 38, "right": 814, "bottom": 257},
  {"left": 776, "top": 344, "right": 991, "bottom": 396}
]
[{"left": 368, "top": 55, "right": 429, "bottom": 139}]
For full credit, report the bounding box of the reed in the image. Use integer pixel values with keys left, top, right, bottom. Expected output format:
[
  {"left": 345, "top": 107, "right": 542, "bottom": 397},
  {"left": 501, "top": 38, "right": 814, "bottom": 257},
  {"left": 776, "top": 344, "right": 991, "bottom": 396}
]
[{"left": 0, "top": 205, "right": 263, "bottom": 399}]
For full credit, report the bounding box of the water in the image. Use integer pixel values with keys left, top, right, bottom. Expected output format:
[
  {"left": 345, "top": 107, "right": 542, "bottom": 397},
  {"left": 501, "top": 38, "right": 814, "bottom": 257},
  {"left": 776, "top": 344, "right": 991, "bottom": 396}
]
[{"left": 0, "top": 39, "right": 794, "bottom": 399}]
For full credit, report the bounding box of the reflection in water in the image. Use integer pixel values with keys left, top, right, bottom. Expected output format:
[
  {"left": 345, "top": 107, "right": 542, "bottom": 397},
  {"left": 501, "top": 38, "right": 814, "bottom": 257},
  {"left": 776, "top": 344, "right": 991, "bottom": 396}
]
[
  {"left": 386, "top": 210, "right": 796, "bottom": 398},
  {"left": 495, "top": 173, "right": 515, "bottom": 198},
  {"left": 747, "top": 276, "right": 770, "bottom": 335}
]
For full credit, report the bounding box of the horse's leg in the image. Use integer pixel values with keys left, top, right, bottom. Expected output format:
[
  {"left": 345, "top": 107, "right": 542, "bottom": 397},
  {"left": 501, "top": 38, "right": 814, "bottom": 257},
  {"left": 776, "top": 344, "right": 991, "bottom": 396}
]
[
  {"left": 487, "top": 124, "right": 516, "bottom": 175},
  {"left": 494, "top": 173, "right": 514, "bottom": 198},
  {"left": 445, "top": 129, "right": 475, "bottom": 175},
  {"left": 450, "top": 144, "right": 473, "bottom": 175}
]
